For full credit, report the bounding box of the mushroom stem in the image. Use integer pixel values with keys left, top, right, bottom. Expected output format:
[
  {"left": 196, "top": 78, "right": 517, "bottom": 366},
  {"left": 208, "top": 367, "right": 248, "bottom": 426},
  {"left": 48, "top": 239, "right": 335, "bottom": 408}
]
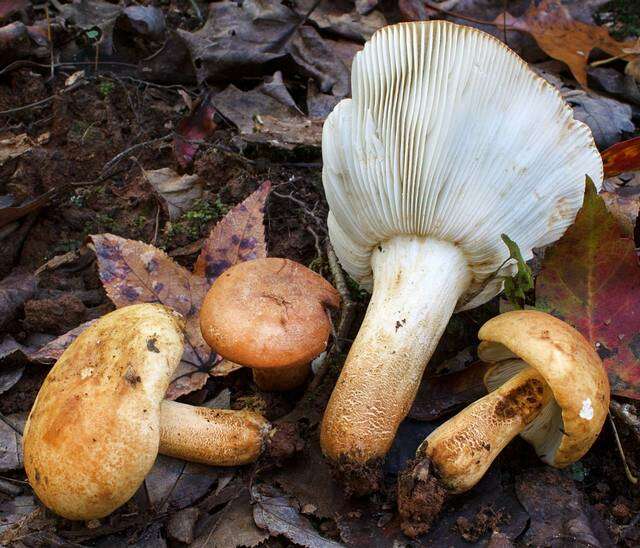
[
  {"left": 252, "top": 362, "right": 310, "bottom": 392},
  {"left": 321, "top": 236, "right": 472, "bottom": 474},
  {"left": 398, "top": 367, "right": 552, "bottom": 537},
  {"left": 422, "top": 367, "right": 551, "bottom": 492},
  {"left": 159, "top": 401, "right": 271, "bottom": 466}
]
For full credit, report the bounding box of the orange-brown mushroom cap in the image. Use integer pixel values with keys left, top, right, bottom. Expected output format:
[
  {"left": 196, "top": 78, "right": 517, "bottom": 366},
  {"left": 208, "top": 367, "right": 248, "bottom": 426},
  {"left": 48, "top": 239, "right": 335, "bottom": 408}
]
[
  {"left": 23, "top": 304, "right": 185, "bottom": 520},
  {"left": 200, "top": 258, "right": 340, "bottom": 369},
  {"left": 478, "top": 310, "right": 610, "bottom": 468}
]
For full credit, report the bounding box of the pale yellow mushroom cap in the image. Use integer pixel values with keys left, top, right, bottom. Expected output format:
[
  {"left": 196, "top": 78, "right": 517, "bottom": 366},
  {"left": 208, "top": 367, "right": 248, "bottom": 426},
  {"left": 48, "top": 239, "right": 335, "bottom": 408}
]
[
  {"left": 23, "top": 304, "right": 185, "bottom": 520},
  {"left": 478, "top": 310, "right": 610, "bottom": 467}
]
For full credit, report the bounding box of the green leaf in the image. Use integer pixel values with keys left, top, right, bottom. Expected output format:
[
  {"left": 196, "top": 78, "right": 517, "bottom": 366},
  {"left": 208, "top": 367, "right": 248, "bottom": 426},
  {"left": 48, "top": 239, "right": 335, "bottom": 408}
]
[{"left": 501, "top": 234, "right": 533, "bottom": 308}]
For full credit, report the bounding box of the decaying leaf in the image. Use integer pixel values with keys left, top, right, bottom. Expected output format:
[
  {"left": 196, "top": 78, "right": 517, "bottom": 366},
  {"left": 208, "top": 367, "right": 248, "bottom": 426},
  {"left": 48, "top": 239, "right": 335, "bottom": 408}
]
[
  {"left": 27, "top": 319, "right": 96, "bottom": 364},
  {"left": 564, "top": 90, "right": 634, "bottom": 149},
  {"left": 0, "top": 189, "right": 57, "bottom": 230},
  {"left": 601, "top": 172, "right": 640, "bottom": 237},
  {"left": 87, "top": 183, "right": 270, "bottom": 396},
  {"left": 173, "top": 92, "right": 218, "bottom": 168},
  {"left": 515, "top": 468, "right": 613, "bottom": 546},
  {"left": 602, "top": 135, "right": 640, "bottom": 178},
  {"left": 0, "top": 269, "right": 36, "bottom": 330},
  {"left": 495, "top": 0, "right": 637, "bottom": 90},
  {"left": 194, "top": 181, "right": 270, "bottom": 284},
  {"left": 0, "top": 134, "right": 32, "bottom": 166},
  {"left": 295, "top": 0, "right": 386, "bottom": 42},
  {"left": 91, "top": 232, "right": 210, "bottom": 369},
  {"left": 175, "top": 0, "right": 350, "bottom": 97},
  {"left": 192, "top": 489, "right": 268, "bottom": 548},
  {"left": 0, "top": 412, "right": 25, "bottom": 473},
  {"left": 536, "top": 180, "right": 640, "bottom": 399},
  {"left": 143, "top": 168, "right": 203, "bottom": 221},
  {"left": 252, "top": 485, "right": 343, "bottom": 548},
  {"left": 214, "top": 79, "right": 323, "bottom": 149},
  {"left": 143, "top": 455, "right": 219, "bottom": 512},
  {"left": 0, "top": 496, "right": 37, "bottom": 535}
]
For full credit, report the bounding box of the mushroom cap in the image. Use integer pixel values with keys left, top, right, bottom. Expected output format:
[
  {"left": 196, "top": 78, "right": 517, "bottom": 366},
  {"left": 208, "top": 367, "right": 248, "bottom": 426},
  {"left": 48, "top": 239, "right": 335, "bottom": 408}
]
[
  {"left": 200, "top": 258, "right": 340, "bottom": 369},
  {"left": 322, "top": 21, "right": 603, "bottom": 309},
  {"left": 23, "top": 304, "right": 184, "bottom": 520},
  {"left": 478, "top": 310, "right": 610, "bottom": 467}
]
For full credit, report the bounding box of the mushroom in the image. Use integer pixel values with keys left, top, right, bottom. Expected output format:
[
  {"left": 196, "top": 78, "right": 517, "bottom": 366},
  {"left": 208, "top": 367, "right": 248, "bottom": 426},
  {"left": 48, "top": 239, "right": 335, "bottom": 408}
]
[
  {"left": 200, "top": 258, "right": 340, "bottom": 391},
  {"left": 398, "top": 310, "right": 610, "bottom": 537},
  {"left": 23, "top": 304, "right": 272, "bottom": 520},
  {"left": 320, "top": 20, "right": 603, "bottom": 489}
]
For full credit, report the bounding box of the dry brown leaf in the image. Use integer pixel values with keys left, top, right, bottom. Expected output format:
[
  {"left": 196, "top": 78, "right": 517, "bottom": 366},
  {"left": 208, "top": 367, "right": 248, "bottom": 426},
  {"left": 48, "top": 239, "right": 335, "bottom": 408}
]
[
  {"left": 495, "top": 0, "right": 637, "bottom": 89},
  {"left": 143, "top": 168, "right": 203, "bottom": 221}
]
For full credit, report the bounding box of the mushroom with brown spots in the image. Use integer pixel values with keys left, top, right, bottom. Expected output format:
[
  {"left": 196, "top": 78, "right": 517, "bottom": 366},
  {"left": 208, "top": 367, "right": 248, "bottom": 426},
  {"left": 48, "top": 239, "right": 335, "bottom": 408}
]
[
  {"left": 23, "top": 303, "right": 273, "bottom": 521},
  {"left": 319, "top": 19, "right": 603, "bottom": 493},
  {"left": 398, "top": 310, "right": 610, "bottom": 537},
  {"left": 199, "top": 258, "right": 341, "bottom": 391}
]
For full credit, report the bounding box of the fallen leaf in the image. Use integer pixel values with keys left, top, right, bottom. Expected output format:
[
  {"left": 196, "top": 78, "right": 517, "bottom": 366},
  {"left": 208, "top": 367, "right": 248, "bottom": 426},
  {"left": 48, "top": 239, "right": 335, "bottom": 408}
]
[
  {"left": 91, "top": 232, "right": 211, "bottom": 397},
  {"left": 94, "top": 183, "right": 268, "bottom": 396},
  {"left": 0, "top": 412, "right": 25, "bottom": 473},
  {"left": 173, "top": 92, "right": 217, "bottom": 168},
  {"left": 143, "top": 455, "right": 219, "bottom": 512},
  {"left": 0, "top": 338, "right": 25, "bottom": 395},
  {"left": 29, "top": 184, "right": 270, "bottom": 397},
  {"left": 194, "top": 181, "right": 269, "bottom": 284},
  {"left": 0, "top": 189, "right": 57, "bottom": 230},
  {"left": 0, "top": 496, "right": 37, "bottom": 535},
  {"left": 295, "top": 0, "right": 387, "bottom": 41},
  {"left": 495, "top": 0, "right": 637, "bottom": 90},
  {"left": 192, "top": 489, "right": 268, "bottom": 548},
  {"left": 602, "top": 136, "right": 640, "bottom": 178},
  {"left": 214, "top": 80, "right": 323, "bottom": 149},
  {"left": 0, "top": 134, "right": 31, "bottom": 165},
  {"left": 176, "top": 0, "right": 350, "bottom": 97},
  {"left": 252, "top": 485, "right": 343, "bottom": 548},
  {"left": 0, "top": 269, "right": 36, "bottom": 330},
  {"left": 515, "top": 468, "right": 613, "bottom": 546},
  {"left": 143, "top": 168, "right": 203, "bottom": 221},
  {"left": 27, "top": 319, "right": 96, "bottom": 364},
  {"left": 536, "top": 180, "right": 640, "bottom": 399},
  {"left": 601, "top": 172, "right": 640, "bottom": 237},
  {"left": 564, "top": 90, "right": 634, "bottom": 149}
]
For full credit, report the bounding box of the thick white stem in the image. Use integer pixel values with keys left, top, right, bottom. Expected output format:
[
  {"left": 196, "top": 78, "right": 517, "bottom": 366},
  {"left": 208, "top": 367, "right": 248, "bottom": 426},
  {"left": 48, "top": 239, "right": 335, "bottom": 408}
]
[{"left": 321, "top": 236, "right": 471, "bottom": 465}]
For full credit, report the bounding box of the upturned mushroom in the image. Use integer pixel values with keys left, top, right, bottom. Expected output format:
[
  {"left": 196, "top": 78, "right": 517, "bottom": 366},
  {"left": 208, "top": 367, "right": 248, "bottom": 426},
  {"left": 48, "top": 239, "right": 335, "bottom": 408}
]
[
  {"left": 23, "top": 304, "right": 273, "bottom": 520},
  {"left": 320, "top": 20, "right": 603, "bottom": 489},
  {"left": 200, "top": 258, "right": 340, "bottom": 391},
  {"left": 398, "top": 310, "right": 610, "bottom": 537}
]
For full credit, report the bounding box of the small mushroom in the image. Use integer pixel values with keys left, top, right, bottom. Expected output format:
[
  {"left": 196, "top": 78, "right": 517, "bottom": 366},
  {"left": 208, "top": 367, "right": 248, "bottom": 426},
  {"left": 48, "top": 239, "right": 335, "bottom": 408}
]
[
  {"left": 398, "top": 310, "right": 610, "bottom": 537},
  {"left": 199, "top": 258, "right": 340, "bottom": 391},
  {"left": 320, "top": 20, "right": 603, "bottom": 490},
  {"left": 23, "top": 304, "right": 271, "bottom": 520}
]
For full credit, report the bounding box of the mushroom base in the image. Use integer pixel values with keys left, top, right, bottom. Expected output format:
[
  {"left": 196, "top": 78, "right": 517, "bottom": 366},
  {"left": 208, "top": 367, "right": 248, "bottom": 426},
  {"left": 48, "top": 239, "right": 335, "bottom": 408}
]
[
  {"left": 332, "top": 456, "right": 385, "bottom": 497},
  {"left": 397, "top": 452, "right": 448, "bottom": 538},
  {"left": 252, "top": 362, "right": 310, "bottom": 391}
]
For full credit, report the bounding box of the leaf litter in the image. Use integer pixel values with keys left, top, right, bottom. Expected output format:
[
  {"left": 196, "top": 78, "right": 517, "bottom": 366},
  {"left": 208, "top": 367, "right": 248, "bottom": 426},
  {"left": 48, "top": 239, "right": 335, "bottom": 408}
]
[{"left": 0, "top": 0, "right": 639, "bottom": 546}]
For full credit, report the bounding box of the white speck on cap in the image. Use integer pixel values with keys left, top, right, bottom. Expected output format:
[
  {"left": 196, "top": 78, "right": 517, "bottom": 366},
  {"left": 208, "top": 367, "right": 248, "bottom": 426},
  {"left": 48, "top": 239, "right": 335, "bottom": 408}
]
[{"left": 579, "top": 398, "right": 594, "bottom": 420}]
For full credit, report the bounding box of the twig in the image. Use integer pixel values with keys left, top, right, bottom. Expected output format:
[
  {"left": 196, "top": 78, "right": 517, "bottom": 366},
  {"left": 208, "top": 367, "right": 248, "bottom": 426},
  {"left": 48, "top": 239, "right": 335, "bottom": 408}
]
[
  {"left": 0, "top": 80, "right": 84, "bottom": 116},
  {"left": 152, "top": 203, "right": 161, "bottom": 246},
  {"left": 609, "top": 411, "right": 638, "bottom": 484},
  {"left": 610, "top": 400, "right": 640, "bottom": 441},
  {"left": 307, "top": 241, "right": 359, "bottom": 392},
  {"left": 98, "top": 133, "right": 173, "bottom": 176}
]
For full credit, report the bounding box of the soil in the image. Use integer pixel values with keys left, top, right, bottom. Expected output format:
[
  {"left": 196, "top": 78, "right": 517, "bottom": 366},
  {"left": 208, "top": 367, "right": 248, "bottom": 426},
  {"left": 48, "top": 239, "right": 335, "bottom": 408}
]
[{"left": 0, "top": 1, "right": 639, "bottom": 547}]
